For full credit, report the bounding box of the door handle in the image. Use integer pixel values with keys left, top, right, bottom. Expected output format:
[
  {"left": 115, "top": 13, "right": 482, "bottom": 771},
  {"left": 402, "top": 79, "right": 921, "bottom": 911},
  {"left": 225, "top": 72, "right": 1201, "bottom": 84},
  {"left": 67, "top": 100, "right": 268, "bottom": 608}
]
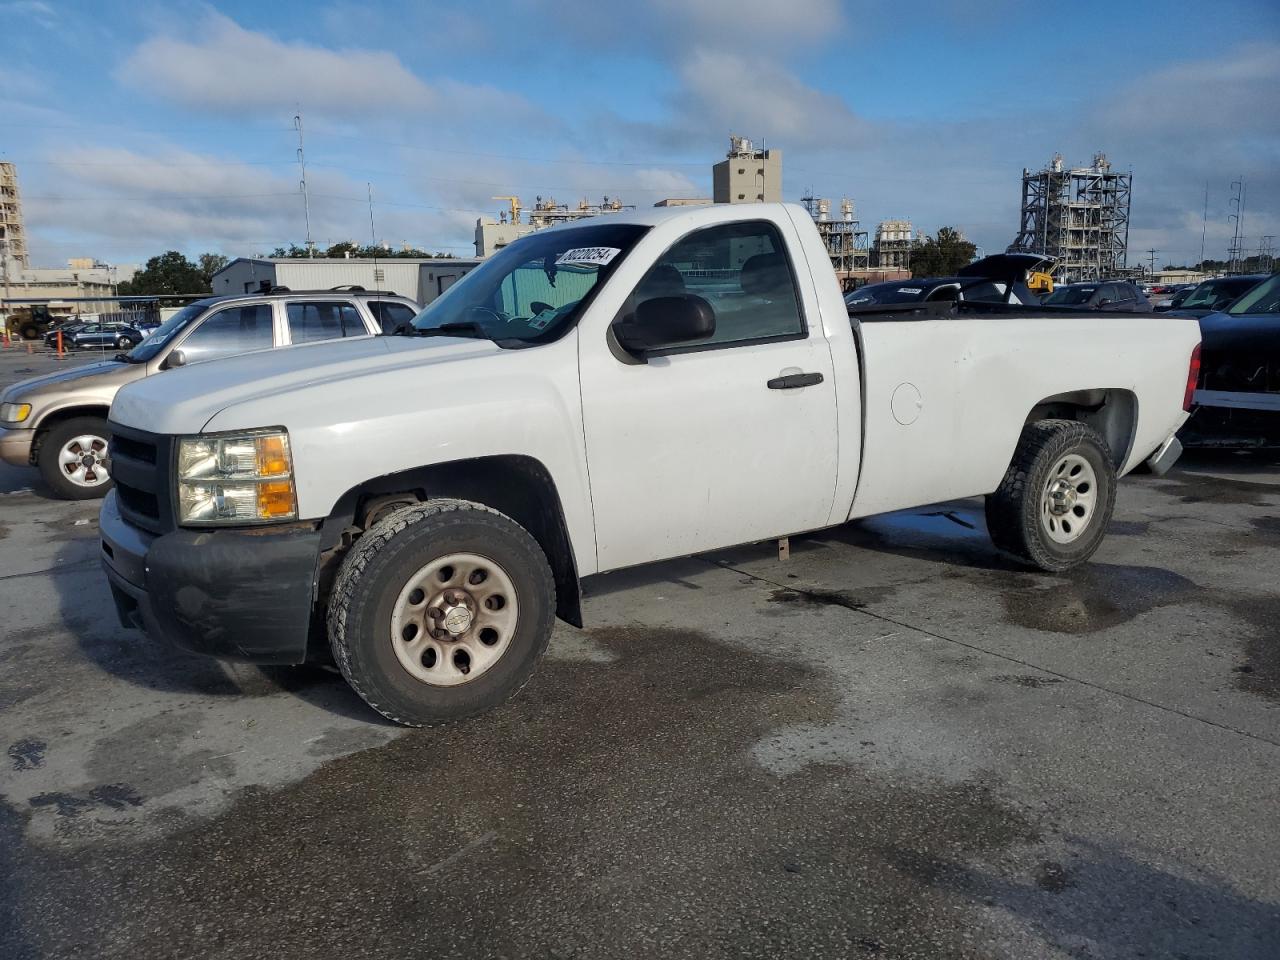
[{"left": 767, "top": 372, "right": 824, "bottom": 390}]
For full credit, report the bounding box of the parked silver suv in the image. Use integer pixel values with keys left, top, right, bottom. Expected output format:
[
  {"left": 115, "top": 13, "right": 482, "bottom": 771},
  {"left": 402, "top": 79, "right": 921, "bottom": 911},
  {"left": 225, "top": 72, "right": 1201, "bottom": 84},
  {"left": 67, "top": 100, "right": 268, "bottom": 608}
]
[{"left": 0, "top": 288, "right": 420, "bottom": 499}]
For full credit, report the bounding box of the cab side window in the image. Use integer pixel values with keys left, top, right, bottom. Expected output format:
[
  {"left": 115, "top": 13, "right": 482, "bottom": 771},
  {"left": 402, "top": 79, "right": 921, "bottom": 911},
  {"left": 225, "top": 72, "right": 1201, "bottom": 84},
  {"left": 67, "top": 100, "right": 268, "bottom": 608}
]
[
  {"left": 178, "top": 305, "right": 274, "bottom": 364},
  {"left": 619, "top": 221, "right": 805, "bottom": 351},
  {"left": 286, "top": 301, "right": 365, "bottom": 343}
]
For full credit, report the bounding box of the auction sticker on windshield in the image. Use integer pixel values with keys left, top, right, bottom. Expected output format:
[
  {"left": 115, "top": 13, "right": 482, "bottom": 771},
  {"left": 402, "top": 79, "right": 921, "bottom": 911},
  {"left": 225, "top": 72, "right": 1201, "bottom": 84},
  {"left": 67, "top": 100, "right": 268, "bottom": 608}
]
[{"left": 556, "top": 247, "right": 621, "bottom": 267}]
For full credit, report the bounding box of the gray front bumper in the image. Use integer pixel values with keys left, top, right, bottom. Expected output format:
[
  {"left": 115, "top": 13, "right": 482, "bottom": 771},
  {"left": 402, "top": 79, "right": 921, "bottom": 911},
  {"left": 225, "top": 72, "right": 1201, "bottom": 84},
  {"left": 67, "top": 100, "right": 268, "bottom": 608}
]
[{"left": 0, "top": 425, "right": 35, "bottom": 467}]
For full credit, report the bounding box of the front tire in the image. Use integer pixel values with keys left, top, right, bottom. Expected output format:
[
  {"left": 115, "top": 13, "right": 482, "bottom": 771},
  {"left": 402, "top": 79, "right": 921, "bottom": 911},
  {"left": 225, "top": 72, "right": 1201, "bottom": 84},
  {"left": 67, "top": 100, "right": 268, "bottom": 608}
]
[
  {"left": 985, "top": 419, "right": 1116, "bottom": 572},
  {"left": 117, "top": 336, "right": 134, "bottom": 350},
  {"left": 37, "top": 416, "right": 114, "bottom": 500},
  {"left": 328, "top": 498, "right": 556, "bottom": 726}
]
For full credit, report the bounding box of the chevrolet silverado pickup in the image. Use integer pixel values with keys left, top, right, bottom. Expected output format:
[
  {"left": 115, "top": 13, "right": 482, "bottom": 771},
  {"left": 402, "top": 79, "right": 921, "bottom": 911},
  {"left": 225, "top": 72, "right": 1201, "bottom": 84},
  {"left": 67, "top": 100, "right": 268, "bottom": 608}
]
[{"left": 98, "top": 203, "right": 1201, "bottom": 725}]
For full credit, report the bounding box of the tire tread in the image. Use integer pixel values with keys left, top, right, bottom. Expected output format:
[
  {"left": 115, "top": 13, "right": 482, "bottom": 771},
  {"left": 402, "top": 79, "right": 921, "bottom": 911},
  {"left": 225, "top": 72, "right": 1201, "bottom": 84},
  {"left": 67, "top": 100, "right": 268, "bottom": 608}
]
[
  {"left": 327, "top": 498, "right": 554, "bottom": 727},
  {"left": 985, "top": 418, "right": 1116, "bottom": 572}
]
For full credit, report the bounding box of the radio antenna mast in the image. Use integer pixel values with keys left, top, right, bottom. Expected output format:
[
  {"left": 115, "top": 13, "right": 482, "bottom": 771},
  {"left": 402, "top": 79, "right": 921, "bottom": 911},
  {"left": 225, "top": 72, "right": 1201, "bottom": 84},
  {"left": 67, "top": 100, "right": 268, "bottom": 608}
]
[{"left": 294, "top": 111, "right": 314, "bottom": 258}]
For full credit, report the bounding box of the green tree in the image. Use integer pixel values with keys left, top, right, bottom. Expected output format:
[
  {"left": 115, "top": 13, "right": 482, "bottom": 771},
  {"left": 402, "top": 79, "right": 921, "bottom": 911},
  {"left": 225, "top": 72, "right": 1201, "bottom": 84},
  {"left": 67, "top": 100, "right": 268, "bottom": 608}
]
[
  {"left": 197, "top": 253, "right": 230, "bottom": 286},
  {"left": 117, "top": 251, "right": 208, "bottom": 295},
  {"left": 910, "top": 227, "right": 977, "bottom": 278}
]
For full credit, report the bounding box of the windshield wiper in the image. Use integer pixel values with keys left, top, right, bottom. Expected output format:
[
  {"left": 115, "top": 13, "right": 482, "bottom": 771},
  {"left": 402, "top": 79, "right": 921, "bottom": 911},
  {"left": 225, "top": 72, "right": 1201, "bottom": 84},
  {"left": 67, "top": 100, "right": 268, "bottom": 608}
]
[{"left": 410, "top": 321, "right": 492, "bottom": 340}]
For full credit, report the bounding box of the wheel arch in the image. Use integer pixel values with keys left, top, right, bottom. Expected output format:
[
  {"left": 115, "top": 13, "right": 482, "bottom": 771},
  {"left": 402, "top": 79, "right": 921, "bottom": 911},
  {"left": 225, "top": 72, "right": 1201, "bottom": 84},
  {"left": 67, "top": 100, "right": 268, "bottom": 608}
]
[
  {"left": 320, "top": 454, "right": 583, "bottom": 628},
  {"left": 1023, "top": 388, "right": 1137, "bottom": 469},
  {"left": 30, "top": 404, "right": 113, "bottom": 462}
]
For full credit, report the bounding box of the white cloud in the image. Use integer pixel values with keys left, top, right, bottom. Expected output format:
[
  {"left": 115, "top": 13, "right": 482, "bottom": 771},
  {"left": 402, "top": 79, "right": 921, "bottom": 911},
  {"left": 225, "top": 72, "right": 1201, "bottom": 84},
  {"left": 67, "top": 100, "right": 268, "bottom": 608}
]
[
  {"left": 677, "top": 48, "right": 870, "bottom": 150},
  {"left": 20, "top": 144, "right": 476, "bottom": 262},
  {"left": 114, "top": 12, "right": 527, "bottom": 120}
]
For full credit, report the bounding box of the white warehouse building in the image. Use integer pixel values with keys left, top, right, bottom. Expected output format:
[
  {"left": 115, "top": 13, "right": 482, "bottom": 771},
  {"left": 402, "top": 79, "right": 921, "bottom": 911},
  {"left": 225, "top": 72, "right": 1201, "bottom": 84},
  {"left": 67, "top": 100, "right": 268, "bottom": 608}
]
[{"left": 211, "top": 257, "right": 481, "bottom": 307}]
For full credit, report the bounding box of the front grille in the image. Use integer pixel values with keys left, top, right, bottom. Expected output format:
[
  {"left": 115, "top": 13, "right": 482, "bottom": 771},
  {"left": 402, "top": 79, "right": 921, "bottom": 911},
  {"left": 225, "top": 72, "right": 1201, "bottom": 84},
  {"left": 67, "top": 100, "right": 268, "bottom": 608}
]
[
  {"left": 110, "top": 433, "right": 156, "bottom": 464},
  {"left": 108, "top": 424, "right": 176, "bottom": 534}
]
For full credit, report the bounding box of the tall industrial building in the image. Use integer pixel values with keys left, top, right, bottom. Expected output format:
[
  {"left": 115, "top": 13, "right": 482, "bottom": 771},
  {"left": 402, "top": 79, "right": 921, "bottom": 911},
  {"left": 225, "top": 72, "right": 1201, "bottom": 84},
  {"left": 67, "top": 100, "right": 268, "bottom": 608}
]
[
  {"left": 713, "top": 136, "right": 782, "bottom": 204},
  {"left": 1, "top": 161, "right": 30, "bottom": 269},
  {"left": 1009, "top": 153, "right": 1131, "bottom": 282},
  {"left": 874, "top": 220, "right": 915, "bottom": 269},
  {"left": 802, "top": 195, "right": 869, "bottom": 272}
]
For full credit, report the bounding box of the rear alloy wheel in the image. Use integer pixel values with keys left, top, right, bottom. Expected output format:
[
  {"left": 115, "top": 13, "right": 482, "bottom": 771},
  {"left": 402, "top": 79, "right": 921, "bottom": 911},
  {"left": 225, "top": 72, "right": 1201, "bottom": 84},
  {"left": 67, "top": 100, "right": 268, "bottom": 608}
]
[
  {"left": 329, "top": 498, "right": 555, "bottom": 726},
  {"left": 37, "top": 416, "right": 114, "bottom": 500},
  {"left": 985, "top": 419, "right": 1116, "bottom": 572},
  {"left": 117, "top": 336, "right": 134, "bottom": 350}
]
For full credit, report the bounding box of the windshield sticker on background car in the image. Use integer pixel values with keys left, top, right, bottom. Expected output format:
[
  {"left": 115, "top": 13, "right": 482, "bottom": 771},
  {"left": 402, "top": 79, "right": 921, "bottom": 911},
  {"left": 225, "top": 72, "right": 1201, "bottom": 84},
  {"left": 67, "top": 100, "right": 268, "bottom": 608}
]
[
  {"left": 556, "top": 247, "right": 621, "bottom": 267},
  {"left": 897, "top": 287, "right": 922, "bottom": 295}
]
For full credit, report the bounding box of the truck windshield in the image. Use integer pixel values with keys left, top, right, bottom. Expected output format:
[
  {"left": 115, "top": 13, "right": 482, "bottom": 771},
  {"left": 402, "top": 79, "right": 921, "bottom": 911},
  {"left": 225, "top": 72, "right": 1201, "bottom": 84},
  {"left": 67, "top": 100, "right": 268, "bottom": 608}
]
[
  {"left": 1044, "top": 286, "right": 1097, "bottom": 305},
  {"left": 410, "top": 223, "right": 649, "bottom": 347},
  {"left": 1226, "top": 275, "right": 1280, "bottom": 315},
  {"left": 125, "top": 303, "right": 207, "bottom": 363}
]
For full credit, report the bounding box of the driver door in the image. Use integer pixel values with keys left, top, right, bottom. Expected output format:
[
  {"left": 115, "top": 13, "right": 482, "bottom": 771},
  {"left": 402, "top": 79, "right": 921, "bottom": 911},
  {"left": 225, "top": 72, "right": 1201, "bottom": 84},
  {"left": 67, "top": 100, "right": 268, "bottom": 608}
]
[{"left": 578, "top": 218, "right": 839, "bottom": 572}]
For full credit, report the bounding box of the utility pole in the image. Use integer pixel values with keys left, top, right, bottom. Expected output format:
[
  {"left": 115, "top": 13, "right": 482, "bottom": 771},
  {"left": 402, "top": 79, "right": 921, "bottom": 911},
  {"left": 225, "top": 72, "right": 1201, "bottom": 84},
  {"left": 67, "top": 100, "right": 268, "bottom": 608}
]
[
  {"left": 295, "top": 112, "right": 314, "bottom": 258},
  {"left": 1199, "top": 182, "right": 1208, "bottom": 269},
  {"left": 0, "top": 237, "right": 10, "bottom": 339},
  {"left": 1228, "top": 177, "right": 1246, "bottom": 274},
  {"left": 1147, "top": 248, "right": 1158, "bottom": 281}
]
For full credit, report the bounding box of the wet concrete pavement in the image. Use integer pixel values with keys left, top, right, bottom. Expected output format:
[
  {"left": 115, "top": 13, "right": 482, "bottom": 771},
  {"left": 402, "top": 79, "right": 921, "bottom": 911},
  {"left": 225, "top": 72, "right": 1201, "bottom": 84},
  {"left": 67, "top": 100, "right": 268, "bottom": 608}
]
[{"left": 1, "top": 348, "right": 1278, "bottom": 958}]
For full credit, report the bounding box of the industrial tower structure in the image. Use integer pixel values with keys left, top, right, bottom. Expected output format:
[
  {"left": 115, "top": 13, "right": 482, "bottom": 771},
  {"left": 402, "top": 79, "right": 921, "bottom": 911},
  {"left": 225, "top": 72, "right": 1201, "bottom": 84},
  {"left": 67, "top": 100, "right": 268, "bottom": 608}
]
[
  {"left": 1, "top": 161, "right": 30, "bottom": 269},
  {"left": 1009, "top": 153, "right": 1131, "bottom": 282},
  {"left": 801, "top": 195, "right": 869, "bottom": 273}
]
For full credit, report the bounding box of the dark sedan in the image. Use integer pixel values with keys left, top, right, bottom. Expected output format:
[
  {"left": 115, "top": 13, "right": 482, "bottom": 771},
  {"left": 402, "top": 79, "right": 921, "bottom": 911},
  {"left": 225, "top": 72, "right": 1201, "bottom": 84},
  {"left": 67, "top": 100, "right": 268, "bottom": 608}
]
[
  {"left": 1042, "top": 281, "right": 1152, "bottom": 312},
  {"left": 43, "top": 322, "right": 91, "bottom": 347},
  {"left": 68, "top": 322, "right": 144, "bottom": 351},
  {"left": 1182, "top": 273, "right": 1280, "bottom": 447},
  {"left": 1164, "top": 274, "right": 1266, "bottom": 318}
]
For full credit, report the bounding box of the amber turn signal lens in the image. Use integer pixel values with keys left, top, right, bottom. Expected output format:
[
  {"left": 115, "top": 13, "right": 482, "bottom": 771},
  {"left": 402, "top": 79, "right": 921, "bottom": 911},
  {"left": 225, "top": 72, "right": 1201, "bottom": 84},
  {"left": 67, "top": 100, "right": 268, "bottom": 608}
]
[
  {"left": 255, "top": 435, "right": 291, "bottom": 477},
  {"left": 257, "top": 480, "right": 297, "bottom": 518}
]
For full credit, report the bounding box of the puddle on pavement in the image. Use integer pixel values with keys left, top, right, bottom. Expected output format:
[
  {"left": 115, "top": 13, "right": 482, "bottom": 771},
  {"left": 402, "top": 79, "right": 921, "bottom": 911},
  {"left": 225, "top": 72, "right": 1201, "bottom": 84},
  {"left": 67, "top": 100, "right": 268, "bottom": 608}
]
[
  {"left": 1152, "top": 473, "right": 1280, "bottom": 508},
  {"left": 2, "top": 625, "right": 1044, "bottom": 960},
  {"left": 996, "top": 563, "right": 1198, "bottom": 636}
]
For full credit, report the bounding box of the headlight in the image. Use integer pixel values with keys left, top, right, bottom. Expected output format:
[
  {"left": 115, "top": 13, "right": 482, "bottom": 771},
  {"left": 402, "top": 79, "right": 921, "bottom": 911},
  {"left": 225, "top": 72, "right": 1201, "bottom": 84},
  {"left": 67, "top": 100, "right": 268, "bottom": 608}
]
[
  {"left": 177, "top": 430, "right": 297, "bottom": 525},
  {"left": 1, "top": 402, "right": 32, "bottom": 424}
]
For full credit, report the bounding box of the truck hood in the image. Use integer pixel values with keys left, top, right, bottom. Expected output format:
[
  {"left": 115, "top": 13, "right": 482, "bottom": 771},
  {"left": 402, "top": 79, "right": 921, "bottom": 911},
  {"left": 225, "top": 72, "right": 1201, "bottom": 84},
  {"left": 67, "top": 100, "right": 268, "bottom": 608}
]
[
  {"left": 1, "top": 358, "right": 146, "bottom": 403},
  {"left": 110, "top": 335, "right": 501, "bottom": 434}
]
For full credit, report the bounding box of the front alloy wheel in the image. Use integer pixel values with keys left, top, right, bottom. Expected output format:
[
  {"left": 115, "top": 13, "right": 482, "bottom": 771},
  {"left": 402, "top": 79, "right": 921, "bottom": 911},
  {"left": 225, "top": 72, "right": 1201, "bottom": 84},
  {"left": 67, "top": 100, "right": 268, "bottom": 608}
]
[{"left": 37, "top": 416, "right": 115, "bottom": 500}]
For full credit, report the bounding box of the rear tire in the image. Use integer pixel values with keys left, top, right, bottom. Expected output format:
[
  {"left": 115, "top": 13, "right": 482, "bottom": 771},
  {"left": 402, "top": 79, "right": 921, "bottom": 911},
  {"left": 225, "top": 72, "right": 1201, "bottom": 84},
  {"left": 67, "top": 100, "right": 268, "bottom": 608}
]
[
  {"left": 37, "top": 416, "right": 114, "bottom": 500},
  {"left": 328, "top": 498, "right": 556, "bottom": 726},
  {"left": 117, "top": 336, "right": 134, "bottom": 350},
  {"left": 985, "top": 419, "right": 1116, "bottom": 572}
]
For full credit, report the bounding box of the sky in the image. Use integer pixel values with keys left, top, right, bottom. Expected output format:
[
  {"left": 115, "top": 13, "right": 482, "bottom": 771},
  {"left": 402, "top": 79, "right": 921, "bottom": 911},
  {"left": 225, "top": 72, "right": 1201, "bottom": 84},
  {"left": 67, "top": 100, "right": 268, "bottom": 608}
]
[{"left": 2, "top": 0, "right": 1278, "bottom": 269}]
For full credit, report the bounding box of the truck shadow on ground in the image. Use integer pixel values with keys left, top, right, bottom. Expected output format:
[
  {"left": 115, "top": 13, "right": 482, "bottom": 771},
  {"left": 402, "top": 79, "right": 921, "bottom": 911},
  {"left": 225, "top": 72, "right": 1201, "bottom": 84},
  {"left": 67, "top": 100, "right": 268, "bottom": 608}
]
[
  {"left": 48, "top": 539, "right": 384, "bottom": 724},
  {"left": 910, "top": 835, "right": 1280, "bottom": 959}
]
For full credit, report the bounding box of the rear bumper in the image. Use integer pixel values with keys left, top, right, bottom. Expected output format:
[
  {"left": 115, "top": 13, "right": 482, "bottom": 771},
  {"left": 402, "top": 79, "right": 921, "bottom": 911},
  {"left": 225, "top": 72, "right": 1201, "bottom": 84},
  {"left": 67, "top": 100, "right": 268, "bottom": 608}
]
[
  {"left": 1143, "top": 434, "right": 1183, "bottom": 477},
  {"left": 1182, "top": 395, "right": 1280, "bottom": 448},
  {"left": 0, "top": 426, "right": 34, "bottom": 467},
  {"left": 99, "top": 490, "right": 323, "bottom": 664}
]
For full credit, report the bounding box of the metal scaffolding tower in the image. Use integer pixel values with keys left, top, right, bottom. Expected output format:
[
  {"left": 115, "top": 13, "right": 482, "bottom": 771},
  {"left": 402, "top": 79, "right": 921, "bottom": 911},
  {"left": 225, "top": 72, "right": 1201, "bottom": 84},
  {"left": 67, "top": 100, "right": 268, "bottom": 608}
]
[
  {"left": 1, "top": 161, "right": 30, "bottom": 270},
  {"left": 801, "top": 195, "right": 869, "bottom": 273},
  {"left": 1008, "top": 153, "right": 1131, "bottom": 282}
]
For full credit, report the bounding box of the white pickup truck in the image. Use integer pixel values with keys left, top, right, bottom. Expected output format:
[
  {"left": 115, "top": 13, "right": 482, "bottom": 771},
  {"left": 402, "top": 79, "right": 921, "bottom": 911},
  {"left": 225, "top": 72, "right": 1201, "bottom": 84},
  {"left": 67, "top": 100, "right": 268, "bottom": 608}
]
[{"left": 99, "top": 203, "right": 1201, "bottom": 725}]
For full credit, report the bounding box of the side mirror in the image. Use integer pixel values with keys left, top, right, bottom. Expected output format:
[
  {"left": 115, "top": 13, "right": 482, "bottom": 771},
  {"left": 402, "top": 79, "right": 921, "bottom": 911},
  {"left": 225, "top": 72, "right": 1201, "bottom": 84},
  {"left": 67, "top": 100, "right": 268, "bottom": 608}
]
[
  {"left": 162, "top": 349, "right": 187, "bottom": 370},
  {"left": 614, "top": 296, "right": 715, "bottom": 356}
]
